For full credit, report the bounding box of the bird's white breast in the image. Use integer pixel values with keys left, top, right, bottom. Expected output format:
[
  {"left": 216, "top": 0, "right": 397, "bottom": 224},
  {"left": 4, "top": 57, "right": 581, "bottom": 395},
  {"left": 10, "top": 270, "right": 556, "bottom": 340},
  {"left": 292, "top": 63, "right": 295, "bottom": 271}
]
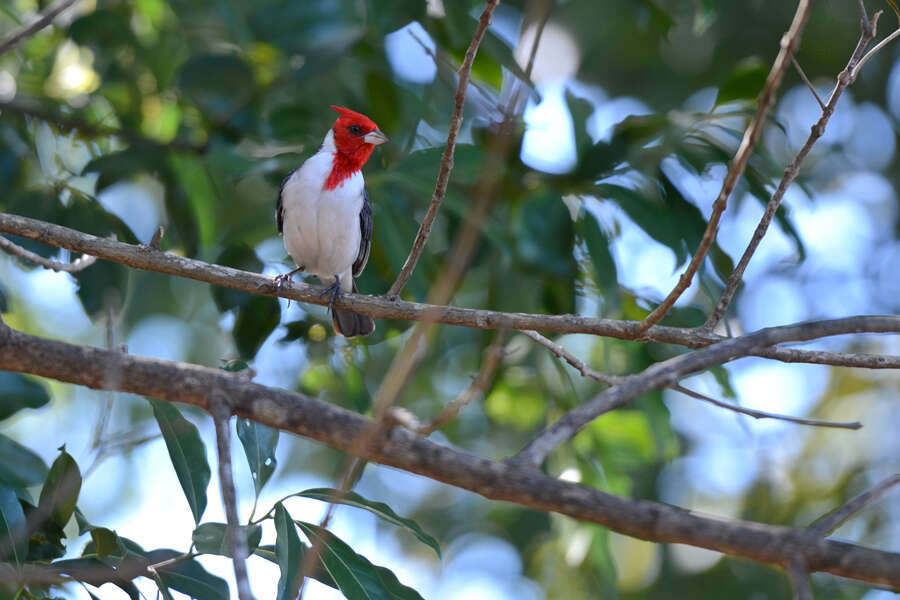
[{"left": 281, "top": 134, "right": 364, "bottom": 284}]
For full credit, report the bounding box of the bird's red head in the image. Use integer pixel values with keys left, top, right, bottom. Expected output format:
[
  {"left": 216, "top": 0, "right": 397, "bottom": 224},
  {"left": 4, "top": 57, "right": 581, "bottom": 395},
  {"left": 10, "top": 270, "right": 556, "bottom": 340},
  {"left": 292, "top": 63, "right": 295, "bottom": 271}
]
[{"left": 325, "top": 106, "right": 387, "bottom": 190}]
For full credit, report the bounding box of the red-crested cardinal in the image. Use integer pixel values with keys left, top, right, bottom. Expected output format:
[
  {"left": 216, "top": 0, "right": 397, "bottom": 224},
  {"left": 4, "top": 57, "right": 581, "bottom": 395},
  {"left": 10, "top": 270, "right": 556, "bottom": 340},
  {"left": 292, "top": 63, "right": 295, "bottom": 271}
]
[{"left": 275, "top": 106, "right": 387, "bottom": 337}]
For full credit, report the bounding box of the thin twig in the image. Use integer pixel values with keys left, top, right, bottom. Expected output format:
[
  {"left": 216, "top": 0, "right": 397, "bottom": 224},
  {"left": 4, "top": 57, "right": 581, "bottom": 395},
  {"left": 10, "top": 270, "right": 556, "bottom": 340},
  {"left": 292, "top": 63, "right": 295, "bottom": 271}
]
[
  {"left": 635, "top": 0, "right": 817, "bottom": 334},
  {"left": 513, "top": 316, "right": 896, "bottom": 467},
  {"left": 521, "top": 329, "right": 620, "bottom": 385},
  {"left": 524, "top": 329, "right": 861, "bottom": 430},
  {"left": 387, "top": 0, "right": 500, "bottom": 297},
  {"left": 211, "top": 399, "right": 254, "bottom": 600},
  {"left": 419, "top": 330, "right": 507, "bottom": 435},
  {"left": 851, "top": 25, "right": 900, "bottom": 77},
  {"left": 0, "top": 0, "right": 79, "bottom": 56},
  {"left": 705, "top": 9, "right": 882, "bottom": 329},
  {"left": 0, "top": 234, "right": 96, "bottom": 273},
  {"left": 669, "top": 384, "right": 861, "bottom": 430},
  {"left": 1, "top": 211, "right": 898, "bottom": 370},
  {"left": 808, "top": 474, "right": 900, "bottom": 535},
  {"left": 791, "top": 55, "right": 826, "bottom": 109},
  {"left": 3, "top": 322, "right": 900, "bottom": 587}
]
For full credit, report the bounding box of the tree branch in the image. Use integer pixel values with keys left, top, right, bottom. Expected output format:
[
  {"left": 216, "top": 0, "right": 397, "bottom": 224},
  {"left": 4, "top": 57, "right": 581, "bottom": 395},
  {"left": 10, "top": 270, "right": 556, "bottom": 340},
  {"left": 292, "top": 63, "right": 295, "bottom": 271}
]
[
  {"left": 513, "top": 316, "right": 897, "bottom": 467},
  {"left": 635, "top": 0, "right": 817, "bottom": 334},
  {"left": 705, "top": 8, "right": 882, "bottom": 329},
  {"left": 0, "top": 234, "right": 96, "bottom": 273},
  {"left": 669, "top": 383, "right": 861, "bottom": 430},
  {"left": 808, "top": 474, "right": 900, "bottom": 536},
  {"left": 1, "top": 323, "right": 899, "bottom": 588},
  {"left": 210, "top": 398, "right": 254, "bottom": 600},
  {"left": 523, "top": 330, "right": 863, "bottom": 430},
  {"left": 0, "top": 0, "right": 80, "bottom": 56},
  {"left": 1, "top": 212, "right": 896, "bottom": 370},
  {"left": 387, "top": 0, "right": 500, "bottom": 297},
  {"left": 789, "top": 558, "right": 813, "bottom": 600}
]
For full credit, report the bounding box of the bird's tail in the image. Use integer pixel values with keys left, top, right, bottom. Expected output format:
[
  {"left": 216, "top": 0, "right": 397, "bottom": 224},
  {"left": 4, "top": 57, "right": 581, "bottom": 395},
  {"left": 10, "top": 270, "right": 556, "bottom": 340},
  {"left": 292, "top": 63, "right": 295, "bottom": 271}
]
[{"left": 332, "top": 281, "right": 375, "bottom": 338}]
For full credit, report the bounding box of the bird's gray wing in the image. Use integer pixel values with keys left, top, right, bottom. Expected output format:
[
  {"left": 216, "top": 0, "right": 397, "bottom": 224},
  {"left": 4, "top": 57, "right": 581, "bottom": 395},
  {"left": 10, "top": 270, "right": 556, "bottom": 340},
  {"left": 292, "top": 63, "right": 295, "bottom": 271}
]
[
  {"left": 353, "top": 187, "right": 373, "bottom": 277},
  {"left": 276, "top": 168, "right": 297, "bottom": 235}
]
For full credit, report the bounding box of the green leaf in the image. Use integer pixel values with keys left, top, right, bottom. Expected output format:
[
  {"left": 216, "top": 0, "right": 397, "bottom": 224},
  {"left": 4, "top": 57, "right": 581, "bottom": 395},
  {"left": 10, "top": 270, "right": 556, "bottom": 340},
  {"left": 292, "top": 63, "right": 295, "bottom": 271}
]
[
  {"left": 90, "top": 527, "right": 121, "bottom": 558},
  {"left": 0, "top": 433, "right": 49, "bottom": 491},
  {"left": 146, "top": 549, "right": 230, "bottom": 600},
  {"left": 296, "top": 488, "right": 440, "bottom": 558},
  {"left": 83, "top": 143, "right": 166, "bottom": 191},
  {"left": 167, "top": 154, "right": 217, "bottom": 249},
  {"left": 38, "top": 446, "right": 82, "bottom": 528},
  {"left": 191, "top": 522, "right": 262, "bottom": 556},
  {"left": 709, "top": 365, "right": 738, "bottom": 400},
  {"left": 73, "top": 507, "right": 93, "bottom": 535},
  {"left": 233, "top": 294, "right": 281, "bottom": 359},
  {"left": 177, "top": 54, "right": 255, "bottom": 121},
  {"left": 0, "top": 372, "right": 51, "bottom": 421},
  {"left": 0, "top": 281, "right": 7, "bottom": 313},
  {"left": 149, "top": 399, "right": 211, "bottom": 523},
  {"left": 23, "top": 500, "right": 66, "bottom": 561},
  {"left": 717, "top": 57, "right": 767, "bottom": 106},
  {"left": 296, "top": 521, "right": 425, "bottom": 600},
  {"left": 51, "top": 557, "right": 138, "bottom": 598},
  {"left": 236, "top": 419, "right": 279, "bottom": 496},
  {"left": 274, "top": 503, "right": 303, "bottom": 600},
  {"left": 579, "top": 212, "right": 618, "bottom": 291},
  {"left": 212, "top": 245, "right": 264, "bottom": 312},
  {"left": 254, "top": 543, "right": 338, "bottom": 590},
  {"left": 0, "top": 482, "right": 27, "bottom": 564}
]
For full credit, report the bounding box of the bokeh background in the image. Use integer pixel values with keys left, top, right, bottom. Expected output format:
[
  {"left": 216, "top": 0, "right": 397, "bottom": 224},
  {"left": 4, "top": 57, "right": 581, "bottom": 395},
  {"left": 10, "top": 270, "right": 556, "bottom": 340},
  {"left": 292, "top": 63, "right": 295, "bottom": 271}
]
[{"left": 1, "top": 0, "right": 899, "bottom": 598}]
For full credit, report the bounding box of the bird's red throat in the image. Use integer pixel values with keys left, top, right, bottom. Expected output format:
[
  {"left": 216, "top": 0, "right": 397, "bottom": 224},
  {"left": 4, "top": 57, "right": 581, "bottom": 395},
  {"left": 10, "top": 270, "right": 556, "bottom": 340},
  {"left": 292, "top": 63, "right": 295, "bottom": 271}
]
[{"left": 324, "top": 146, "right": 373, "bottom": 190}]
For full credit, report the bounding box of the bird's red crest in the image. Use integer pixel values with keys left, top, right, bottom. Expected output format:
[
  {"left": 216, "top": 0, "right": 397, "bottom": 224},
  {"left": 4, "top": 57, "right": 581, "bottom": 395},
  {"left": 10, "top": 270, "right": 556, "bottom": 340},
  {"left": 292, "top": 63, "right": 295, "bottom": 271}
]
[
  {"left": 330, "top": 105, "right": 378, "bottom": 131},
  {"left": 326, "top": 106, "right": 383, "bottom": 190}
]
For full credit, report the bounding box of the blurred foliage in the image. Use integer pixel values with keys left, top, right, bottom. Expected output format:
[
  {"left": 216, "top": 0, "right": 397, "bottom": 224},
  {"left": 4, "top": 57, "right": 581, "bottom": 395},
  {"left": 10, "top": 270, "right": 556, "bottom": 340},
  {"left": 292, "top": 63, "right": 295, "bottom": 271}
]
[{"left": 0, "top": 0, "right": 898, "bottom": 598}]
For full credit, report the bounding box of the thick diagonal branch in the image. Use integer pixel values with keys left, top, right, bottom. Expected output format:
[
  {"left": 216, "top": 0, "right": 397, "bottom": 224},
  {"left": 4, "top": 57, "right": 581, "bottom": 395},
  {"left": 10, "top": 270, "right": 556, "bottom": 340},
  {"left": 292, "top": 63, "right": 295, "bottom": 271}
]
[
  {"left": 523, "top": 330, "right": 862, "bottom": 430},
  {"left": 1, "top": 322, "right": 899, "bottom": 587},
  {"left": 514, "top": 316, "right": 897, "bottom": 467}
]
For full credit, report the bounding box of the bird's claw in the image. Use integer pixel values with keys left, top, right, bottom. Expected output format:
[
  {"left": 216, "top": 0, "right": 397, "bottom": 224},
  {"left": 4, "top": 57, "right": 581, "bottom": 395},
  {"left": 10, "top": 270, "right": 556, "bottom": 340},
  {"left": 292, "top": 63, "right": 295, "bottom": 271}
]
[
  {"left": 320, "top": 280, "right": 342, "bottom": 313},
  {"left": 272, "top": 267, "right": 304, "bottom": 307}
]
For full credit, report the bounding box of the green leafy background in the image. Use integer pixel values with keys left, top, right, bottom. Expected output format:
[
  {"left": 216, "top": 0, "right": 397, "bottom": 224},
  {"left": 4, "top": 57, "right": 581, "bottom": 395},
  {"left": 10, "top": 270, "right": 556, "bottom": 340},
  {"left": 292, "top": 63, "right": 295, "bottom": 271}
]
[{"left": 1, "top": 0, "right": 899, "bottom": 598}]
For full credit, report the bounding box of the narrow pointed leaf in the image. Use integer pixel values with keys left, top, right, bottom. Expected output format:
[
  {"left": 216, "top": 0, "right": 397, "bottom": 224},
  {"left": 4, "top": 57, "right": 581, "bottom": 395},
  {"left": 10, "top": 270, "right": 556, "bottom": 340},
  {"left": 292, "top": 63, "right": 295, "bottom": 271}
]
[
  {"left": 297, "top": 488, "right": 440, "bottom": 558},
  {"left": 255, "top": 544, "right": 338, "bottom": 589},
  {"left": 192, "top": 522, "right": 262, "bottom": 556},
  {"left": 274, "top": 503, "right": 303, "bottom": 600},
  {"left": 0, "top": 372, "right": 50, "bottom": 421},
  {"left": 149, "top": 399, "right": 211, "bottom": 523},
  {"left": 0, "top": 433, "right": 48, "bottom": 493},
  {"left": 296, "top": 521, "right": 425, "bottom": 600},
  {"left": 146, "top": 549, "right": 229, "bottom": 600},
  {"left": 0, "top": 482, "right": 27, "bottom": 564},
  {"left": 236, "top": 418, "right": 279, "bottom": 496},
  {"left": 38, "top": 446, "right": 82, "bottom": 528}
]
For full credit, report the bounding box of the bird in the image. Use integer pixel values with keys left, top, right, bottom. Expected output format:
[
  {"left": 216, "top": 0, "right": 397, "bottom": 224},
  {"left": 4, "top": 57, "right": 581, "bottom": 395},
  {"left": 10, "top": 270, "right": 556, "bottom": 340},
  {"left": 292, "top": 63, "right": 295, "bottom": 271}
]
[{"left": 274, "top": 105, "right": 387, "bottom": 337}]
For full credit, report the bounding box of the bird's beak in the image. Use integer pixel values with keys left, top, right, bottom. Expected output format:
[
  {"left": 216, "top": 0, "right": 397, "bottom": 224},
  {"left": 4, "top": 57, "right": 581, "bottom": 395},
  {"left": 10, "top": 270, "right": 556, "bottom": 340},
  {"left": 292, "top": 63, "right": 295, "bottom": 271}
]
[{"left": 363, "top": 129, "right": 388, "bottom": 146}]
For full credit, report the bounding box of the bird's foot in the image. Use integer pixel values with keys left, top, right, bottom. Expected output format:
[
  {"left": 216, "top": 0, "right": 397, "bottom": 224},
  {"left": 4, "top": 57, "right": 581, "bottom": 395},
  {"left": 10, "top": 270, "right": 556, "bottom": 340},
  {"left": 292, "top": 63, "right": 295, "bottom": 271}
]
[
  {"left": 272, "top": 266, "right": 304, "bottom": 307},
  {"left": 272, "top": 266, "right": 303, "bottom": 291},
  {"left": 320, "top": 279, "right": 343, "bottom": 313}
]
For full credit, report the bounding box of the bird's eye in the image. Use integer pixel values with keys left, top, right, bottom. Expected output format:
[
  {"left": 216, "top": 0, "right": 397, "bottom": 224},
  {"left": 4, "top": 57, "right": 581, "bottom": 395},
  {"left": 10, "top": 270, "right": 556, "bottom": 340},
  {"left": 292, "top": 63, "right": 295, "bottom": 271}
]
[{"left": 348, "top": 125, "right": 362, "bottom": 136}]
